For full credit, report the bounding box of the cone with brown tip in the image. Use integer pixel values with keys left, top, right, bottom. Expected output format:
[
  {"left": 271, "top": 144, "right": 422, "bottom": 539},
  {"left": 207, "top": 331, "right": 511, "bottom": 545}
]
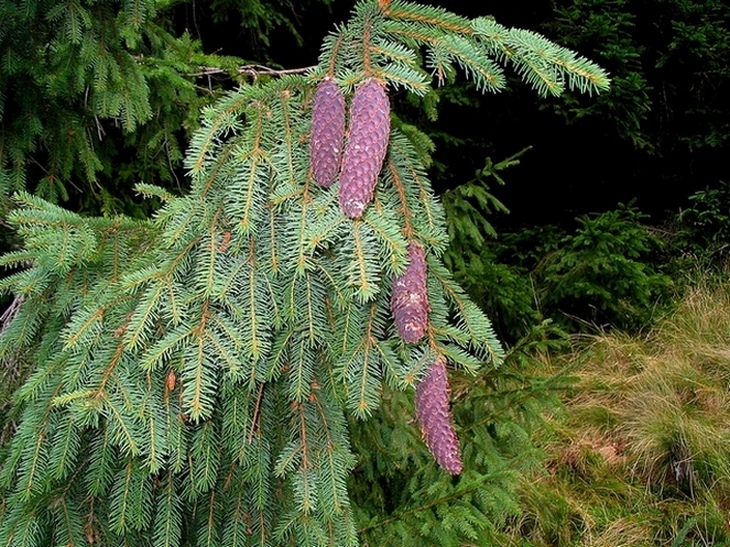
[
  {"left": 391, "top": 242, "right": 429, "bottom": 343},
  {"left": 339, "top": 79, "right": 390, "bottom": 218},
  {"left": 310, "top": 78, "right": 346, "bottom": 188},
  {"left": 415, "top": 357, "right": 463, "bottom": 475}
]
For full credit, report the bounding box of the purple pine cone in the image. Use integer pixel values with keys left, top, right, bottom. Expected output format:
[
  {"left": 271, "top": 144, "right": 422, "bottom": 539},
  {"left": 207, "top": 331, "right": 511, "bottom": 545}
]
[
  {"left": 310, "top": 78, "right": 346, "bottom": 188},
  {"left": 339, "top": 79, "right": 390, "bottom": 218},
  {"left": 415, "top": 357, "right": 463, "bottom": 475},
  {"left": 391, "top": 242, "right": 429, "bottom": 343}
]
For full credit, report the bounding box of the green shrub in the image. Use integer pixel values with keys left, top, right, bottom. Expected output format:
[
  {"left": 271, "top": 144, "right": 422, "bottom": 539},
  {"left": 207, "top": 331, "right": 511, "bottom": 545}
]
[
  {"left": 538, "top": 204, "right": 671, "bottom": 331},
  {"left": 672, "top": 180, "right": 730, "bottom": 262}
]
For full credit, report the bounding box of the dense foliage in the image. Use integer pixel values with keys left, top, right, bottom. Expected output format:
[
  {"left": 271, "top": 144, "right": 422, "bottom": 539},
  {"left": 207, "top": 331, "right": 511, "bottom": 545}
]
[
  {"left": 0, "top": 0, "right": 335, "bottom": 218},
  {"left": 1, "top": 0, "right": 204, "bottom": 210}
]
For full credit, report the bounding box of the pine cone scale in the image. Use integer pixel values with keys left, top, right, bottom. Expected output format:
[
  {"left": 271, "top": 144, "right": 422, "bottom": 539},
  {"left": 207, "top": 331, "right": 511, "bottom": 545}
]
[
  {"left": 310, "top": 78, "right": 346, "bottom": 188},
  {"left": 415, "top": 357, "right": 463, "bottom": 475},
  {"left": 391, "top": 242, "right": 429, "bottom": 343},
  {"left": 339, "top": 79, "right": 390, "bottom": 218}
]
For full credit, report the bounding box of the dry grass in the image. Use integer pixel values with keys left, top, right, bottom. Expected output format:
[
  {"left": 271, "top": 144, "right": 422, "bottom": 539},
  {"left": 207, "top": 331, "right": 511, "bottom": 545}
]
[
  {"left": 508, "top": 281, "right": 730, "bottom": 545},
  {"left": 582, "top": 518, "right": 652, "bottom": 547}
]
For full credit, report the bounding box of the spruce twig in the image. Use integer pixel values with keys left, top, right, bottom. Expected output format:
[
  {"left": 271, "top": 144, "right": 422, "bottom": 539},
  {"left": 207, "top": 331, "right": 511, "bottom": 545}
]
[
  {"left": 191, "top": 64, "right": 316, "bottom": 80},
  {"left": 356, "top": 452, "right": 532, "bottom": 534}
]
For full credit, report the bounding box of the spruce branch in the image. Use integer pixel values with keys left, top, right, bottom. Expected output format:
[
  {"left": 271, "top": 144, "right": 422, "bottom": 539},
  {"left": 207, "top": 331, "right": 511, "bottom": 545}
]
[
  {"left": 382, "top": 0, "right": 473, "bottom": 35},
  {"left": 0, "top": 295, "right": 24, "bottom": 339},
  {"left": 0, "top": 1, "right": 610, "bottom": 545},
  {"left": 356, "top": 451, "right": 532, "bottom": 534}
]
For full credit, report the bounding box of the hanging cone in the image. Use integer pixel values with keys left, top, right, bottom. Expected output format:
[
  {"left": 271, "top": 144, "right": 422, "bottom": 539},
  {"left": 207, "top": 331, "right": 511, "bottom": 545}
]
[
  {"left": 391, "top": 241, "right": 429, "bottom": 343},
  {"left": 339, "top": 78, "right": 390, "bottom": 218},
  {"left": 310, "top": 78, "right": 346, "bottom": 188},
  {"left": 415, "top": 357, "right": 463, "bottom": 475}
]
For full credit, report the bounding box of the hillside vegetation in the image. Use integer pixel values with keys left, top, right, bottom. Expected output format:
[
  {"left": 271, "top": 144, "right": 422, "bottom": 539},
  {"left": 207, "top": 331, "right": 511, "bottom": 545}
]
[{"left": 507, "top": 278, "right": 730, "bottom": 546}]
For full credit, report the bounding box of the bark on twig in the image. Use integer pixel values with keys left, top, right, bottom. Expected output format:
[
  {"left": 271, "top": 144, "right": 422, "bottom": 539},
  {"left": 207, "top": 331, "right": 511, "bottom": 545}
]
[{"left": 191, "top": 64, "right": 315, "bottom": 80}]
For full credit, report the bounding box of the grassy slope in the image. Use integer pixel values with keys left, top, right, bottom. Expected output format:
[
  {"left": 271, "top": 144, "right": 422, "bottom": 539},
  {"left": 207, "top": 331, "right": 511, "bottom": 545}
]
[{"left": 506, "top": 281, "right": 730, "bottom": 546}]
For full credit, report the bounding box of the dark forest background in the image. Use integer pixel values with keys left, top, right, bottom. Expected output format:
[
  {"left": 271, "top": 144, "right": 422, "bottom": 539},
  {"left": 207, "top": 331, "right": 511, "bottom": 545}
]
[{"left": 172, "top": 0, "right": 729, "bottom": 226}]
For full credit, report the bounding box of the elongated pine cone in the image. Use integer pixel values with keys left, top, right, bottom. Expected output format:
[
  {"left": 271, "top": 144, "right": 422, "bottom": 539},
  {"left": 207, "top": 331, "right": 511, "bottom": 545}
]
[
  {"left": 415, "top": 357, "right": 463, "bottom": 475},
  {"left": 339, "top": 78, "right": 390, "bottom": 218},
  {"left": 310, "top": 78, "right": 346, "bottom": 187},
  {"left": 391, "top": 242, "right": 429, "bottom": 343}
]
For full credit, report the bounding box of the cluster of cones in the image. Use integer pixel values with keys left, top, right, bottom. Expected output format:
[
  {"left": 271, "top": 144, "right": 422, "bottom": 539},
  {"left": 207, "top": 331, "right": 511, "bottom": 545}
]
[
  {"left": 310, "top": 77, "right": 390, "bottom": 219},
  {"left": 309, "top": 77, "right": 462, "bottom": 475}
]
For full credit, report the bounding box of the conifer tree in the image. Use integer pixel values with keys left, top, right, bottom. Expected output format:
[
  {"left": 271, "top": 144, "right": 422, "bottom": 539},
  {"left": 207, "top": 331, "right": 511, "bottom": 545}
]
[
  {"left": 0, "top": 1, "right": 608, "bottom": 545},
  {"left": 0, "top": 0, "right": 185, "bottom": 205},
  {"left": 0, "top": 0, "right": 303, "bottom": 215}
]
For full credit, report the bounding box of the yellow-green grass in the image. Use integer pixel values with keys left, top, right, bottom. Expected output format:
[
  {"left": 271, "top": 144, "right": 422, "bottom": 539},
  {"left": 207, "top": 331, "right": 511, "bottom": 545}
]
[{"left": 509, "top": 280, "right": 730, "bottom": 546}]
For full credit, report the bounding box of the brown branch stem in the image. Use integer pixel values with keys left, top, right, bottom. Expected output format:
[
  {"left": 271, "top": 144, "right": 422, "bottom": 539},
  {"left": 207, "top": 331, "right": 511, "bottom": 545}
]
[{"left": 191, "top": 64, "right": 315, "bottom": 80}]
